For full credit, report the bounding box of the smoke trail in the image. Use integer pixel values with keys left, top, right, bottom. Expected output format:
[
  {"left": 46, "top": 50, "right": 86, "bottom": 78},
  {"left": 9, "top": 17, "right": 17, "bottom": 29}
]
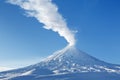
[{"left": 7, "top": 0, "right": 76, "bottom": 46}]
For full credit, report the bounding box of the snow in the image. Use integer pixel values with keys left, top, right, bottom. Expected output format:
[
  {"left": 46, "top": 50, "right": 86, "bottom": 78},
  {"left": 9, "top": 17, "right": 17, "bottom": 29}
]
[
  {"left": 0, "top": 73, "right": 21, "bottom": 80},
  {"left": 116, "top": 66, "right": 120, "bottom": 69},
  {"left": 21, "top": 69, "right": 35, "bottom": 76},
  {"left": 53, "top": 70, "right": 59, "bottom": 74},
  {"left": 0, "top": 67, "right": 13, "bottom": 72}
]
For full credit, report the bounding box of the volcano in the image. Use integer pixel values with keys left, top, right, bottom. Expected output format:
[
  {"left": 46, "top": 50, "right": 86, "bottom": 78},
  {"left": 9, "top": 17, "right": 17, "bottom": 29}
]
[{"left": 0, "top": 46, "right": 120, "bottom": 80}]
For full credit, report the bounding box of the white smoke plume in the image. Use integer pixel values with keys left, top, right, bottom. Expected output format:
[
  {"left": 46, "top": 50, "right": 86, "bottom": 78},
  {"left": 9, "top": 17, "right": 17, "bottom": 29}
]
[{"left": 7, "top": 0, "right": 76, "bottom": 46}]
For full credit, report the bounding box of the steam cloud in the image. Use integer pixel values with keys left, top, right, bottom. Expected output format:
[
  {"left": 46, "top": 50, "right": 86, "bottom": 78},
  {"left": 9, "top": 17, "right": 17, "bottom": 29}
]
[{"left": 7, "top": 0, "right": 76, "bottom": 46}]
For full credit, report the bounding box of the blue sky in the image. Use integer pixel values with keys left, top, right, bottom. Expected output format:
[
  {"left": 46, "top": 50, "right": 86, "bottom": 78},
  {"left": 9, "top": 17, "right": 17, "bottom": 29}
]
[{"left": 0, "top": 0, "right": 120, "bottom": 68}]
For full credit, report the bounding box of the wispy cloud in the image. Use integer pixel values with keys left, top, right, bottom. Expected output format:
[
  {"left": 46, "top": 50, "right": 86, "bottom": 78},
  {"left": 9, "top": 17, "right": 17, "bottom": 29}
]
[{"left": 7, "top": 0, "right": 76, "bottom": 46}]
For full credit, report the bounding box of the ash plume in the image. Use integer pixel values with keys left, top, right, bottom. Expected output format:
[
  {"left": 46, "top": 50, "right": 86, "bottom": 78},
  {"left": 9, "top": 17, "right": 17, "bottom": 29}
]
[{"left": 7, "top": 0, "right": 76, "bottom": 46}]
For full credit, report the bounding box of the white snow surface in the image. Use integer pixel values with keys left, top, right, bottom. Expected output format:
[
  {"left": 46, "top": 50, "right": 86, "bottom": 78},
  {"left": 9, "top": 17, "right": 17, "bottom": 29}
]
[{"left": 21, "top": 69, "right": 35, "bottom": 76}]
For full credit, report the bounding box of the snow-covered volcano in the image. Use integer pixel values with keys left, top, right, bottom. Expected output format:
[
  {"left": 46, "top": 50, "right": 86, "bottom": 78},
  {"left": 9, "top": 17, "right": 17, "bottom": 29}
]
[
  {"left": 34, "top": 46, "right": 120, "bottom": 74},
  {"left": 0, "top": 46, "right": 120, "bottom": 80}
]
